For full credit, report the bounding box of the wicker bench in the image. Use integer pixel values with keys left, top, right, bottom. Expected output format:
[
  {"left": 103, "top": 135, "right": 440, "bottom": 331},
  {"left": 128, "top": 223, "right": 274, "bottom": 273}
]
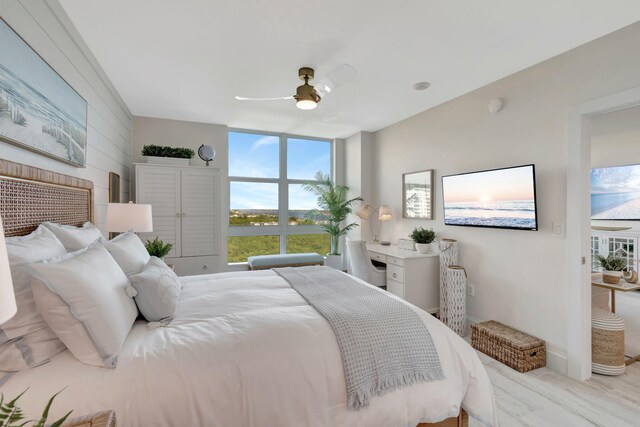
[
  {"left": 471, "top": 320, "right": 546, "bottom": 373},
  {"left": 247, "top": 253, "right": 324, "bottom": 270}
]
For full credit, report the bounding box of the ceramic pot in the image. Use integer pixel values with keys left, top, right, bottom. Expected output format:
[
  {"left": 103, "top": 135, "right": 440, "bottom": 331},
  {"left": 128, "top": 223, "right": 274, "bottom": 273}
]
[
  {"left": 602, "top": 270, "right": 623, "bottom": 285},
  {"left": 623, "top": 270, "right": 638, "bottom": 284},
  {"left": 324, "top": 254, "right": 342, "bottom": 269},
  {"left": 415, "top": 243, "right": 432, "bottom": 254}
]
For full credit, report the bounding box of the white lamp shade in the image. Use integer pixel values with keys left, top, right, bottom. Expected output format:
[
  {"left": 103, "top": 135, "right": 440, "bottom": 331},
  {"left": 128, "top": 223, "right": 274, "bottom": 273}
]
[
  {"left": 378, "top": 205, "right": 393, "bottom": 221},
  {"left": 105, "top": 202, "right": 153, "bottom": 233},
  {"left": 0, "top": 216, "right": 17, "bottom": 325},
  {"left": 356, "top": 204, "right": 373, "bottom": 220}
]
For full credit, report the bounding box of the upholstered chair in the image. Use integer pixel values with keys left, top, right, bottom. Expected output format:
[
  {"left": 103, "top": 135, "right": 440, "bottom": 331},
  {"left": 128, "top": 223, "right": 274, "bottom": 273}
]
[{"left": 346, "top": 240, "right": 386, "bottom": 287}]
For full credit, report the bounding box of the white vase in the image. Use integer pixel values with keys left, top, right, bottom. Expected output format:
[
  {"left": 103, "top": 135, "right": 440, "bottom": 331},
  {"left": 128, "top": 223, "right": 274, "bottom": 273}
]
[
  {"left": 415, "top": 243, "right": 432, "bottom": 254},
  {"left": 324, "top": 254, "right": 342, "bottom": 269}
]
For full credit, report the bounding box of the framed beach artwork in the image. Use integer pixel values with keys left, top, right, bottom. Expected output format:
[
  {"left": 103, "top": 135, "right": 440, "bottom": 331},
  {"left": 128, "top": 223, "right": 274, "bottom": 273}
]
[
  {"left": 403, "top": 169, "right": 434, "bottom": 219},
  {"left": 0, "top": 18, "right": 87, "bottom": 167},
  {"left": 591, "top": 164, "right": 640, "bottom": 220}
]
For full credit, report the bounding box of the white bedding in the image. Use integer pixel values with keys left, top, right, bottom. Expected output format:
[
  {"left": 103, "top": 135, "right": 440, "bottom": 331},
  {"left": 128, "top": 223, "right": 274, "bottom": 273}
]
[{"left": 0, "top": 270, "right": 497, "bottom": 426}]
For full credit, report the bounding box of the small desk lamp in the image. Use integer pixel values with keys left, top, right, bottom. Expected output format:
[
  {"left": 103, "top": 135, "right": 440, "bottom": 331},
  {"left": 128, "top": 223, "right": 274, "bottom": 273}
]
[{"left": 356, "top": 204, "right": 393, "bottom": 243}]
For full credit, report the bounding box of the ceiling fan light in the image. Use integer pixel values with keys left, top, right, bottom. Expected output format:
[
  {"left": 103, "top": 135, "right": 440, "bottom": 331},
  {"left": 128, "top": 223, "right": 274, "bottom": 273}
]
[{"left": 296, "top": 99, "right": 317, "bottom": 110}]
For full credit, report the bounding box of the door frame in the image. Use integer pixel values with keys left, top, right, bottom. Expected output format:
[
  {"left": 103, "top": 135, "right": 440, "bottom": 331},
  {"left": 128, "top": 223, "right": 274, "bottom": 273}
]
[{"left": 566, "top": 85, "right": 640, "bottom": 380}]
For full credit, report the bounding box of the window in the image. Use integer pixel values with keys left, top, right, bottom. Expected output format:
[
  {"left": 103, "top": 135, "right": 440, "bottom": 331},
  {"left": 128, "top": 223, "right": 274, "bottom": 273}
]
[{"left": 228, "top": 130, "right": 332, "bottom": 263}]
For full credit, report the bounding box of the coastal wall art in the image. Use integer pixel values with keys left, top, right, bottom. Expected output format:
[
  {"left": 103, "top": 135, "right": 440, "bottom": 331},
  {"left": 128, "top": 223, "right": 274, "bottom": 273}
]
[
  {"left": 0, "top": 18, "right": 87, "bottom": 167},
  {"left": 591, "top": 163, "right": 640, "bottom": 220}
]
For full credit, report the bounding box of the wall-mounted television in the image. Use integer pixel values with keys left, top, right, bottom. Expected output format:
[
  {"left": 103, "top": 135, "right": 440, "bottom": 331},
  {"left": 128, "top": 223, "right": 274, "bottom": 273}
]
[
  {"left": 442, "top": 164, "right": 538, "bottom": 231},
  {"left": 591, "top": 163, "right": 640, "bottom": 220}
]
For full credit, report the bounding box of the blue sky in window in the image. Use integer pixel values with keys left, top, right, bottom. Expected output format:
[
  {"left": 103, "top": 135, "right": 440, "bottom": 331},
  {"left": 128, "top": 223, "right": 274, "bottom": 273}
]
[{"left": 229, "top": 132, "right": 330, "bottom": 210}]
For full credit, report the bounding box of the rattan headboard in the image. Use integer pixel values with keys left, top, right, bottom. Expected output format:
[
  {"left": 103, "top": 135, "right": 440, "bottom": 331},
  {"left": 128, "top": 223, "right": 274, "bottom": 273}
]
[{"left": 0, "top": 159, "right": 93, "bottom": 237}]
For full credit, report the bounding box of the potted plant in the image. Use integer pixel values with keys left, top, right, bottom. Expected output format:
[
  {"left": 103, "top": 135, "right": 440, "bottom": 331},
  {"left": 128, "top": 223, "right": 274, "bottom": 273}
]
[
  {"left": 302, "top": 171, "right": 362, "bottom": 269},
  {"left": 1, "top": 389, "right": 71, "bottom": 427},
  {"left": 142, "top": 144, "right": 195, "bottom": 166},
  {"left": 410, "top": 227, "right": 436, "bottom": 254},
  {"left": 594, "top": 254, "right": 627, "bottom": 284},
  {"left": 145, "top": 237, "right": 174, "bottom": 259}
]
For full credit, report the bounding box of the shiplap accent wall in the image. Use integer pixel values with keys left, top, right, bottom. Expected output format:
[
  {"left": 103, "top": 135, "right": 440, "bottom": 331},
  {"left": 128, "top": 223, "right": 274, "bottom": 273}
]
[{"left": 0, "top": 0, "right": 132, "bottom": 232}]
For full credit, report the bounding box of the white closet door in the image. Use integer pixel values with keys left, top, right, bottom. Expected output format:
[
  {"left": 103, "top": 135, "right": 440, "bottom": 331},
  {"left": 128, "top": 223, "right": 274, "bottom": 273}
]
[
  {"left": 136, "top": 166, "right": 181, "bottom": 258},
  {"left": 180, "top": 169, "right": 218, "bottom": 257}
]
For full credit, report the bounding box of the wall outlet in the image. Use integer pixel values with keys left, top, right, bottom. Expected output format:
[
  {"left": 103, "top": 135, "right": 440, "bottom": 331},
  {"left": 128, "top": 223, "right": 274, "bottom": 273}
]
[{"left": 468, "top": 283, "right": 476, "bottom": 297}]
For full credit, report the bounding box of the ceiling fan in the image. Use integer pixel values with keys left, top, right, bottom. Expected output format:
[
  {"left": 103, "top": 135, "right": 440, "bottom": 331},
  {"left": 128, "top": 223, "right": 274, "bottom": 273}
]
[{"left": 235, "top": 64, "right": 357, "bottom": 110}]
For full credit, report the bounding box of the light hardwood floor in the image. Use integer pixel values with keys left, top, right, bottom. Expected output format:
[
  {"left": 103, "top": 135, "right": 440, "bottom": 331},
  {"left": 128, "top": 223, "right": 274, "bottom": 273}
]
[{"left": 469, "top": 351, "right": 640, "bottom": 426}]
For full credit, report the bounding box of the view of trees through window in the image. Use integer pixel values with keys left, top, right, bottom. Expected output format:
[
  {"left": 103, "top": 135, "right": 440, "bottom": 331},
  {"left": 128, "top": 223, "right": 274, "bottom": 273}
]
[{"left": 228, "top": 131, "right": 332, "bottom": 263}]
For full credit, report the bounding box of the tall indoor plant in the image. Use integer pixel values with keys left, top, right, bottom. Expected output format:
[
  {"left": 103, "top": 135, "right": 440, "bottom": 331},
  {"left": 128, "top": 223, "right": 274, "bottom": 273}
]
[{"left": 303, "top": 171, "right": 362, "bottom": 267}]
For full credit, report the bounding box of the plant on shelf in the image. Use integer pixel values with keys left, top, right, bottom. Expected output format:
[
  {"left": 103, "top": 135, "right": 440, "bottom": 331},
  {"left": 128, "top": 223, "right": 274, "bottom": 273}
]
[
  {"left": 410, "top": 227, "right": 436, "bottom": 254},
  {"left": 141, "top": 144, "right": 195, "bottom": 159},
  {"left": 145, "top": 237, "right": 174, "bottom": 259},
  {"left": 0, "top": 389, "right": 71, "bottom": 427},
  {"left": 594, "top": 254, "right": 627, "bottom": 284},
  {"left": 302, "top": 171, "right": 362, "bottom": 266}
]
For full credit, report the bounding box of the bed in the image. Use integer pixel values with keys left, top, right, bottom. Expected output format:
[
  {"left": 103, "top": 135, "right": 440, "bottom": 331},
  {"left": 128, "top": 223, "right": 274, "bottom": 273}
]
[{"left": 0, "top": 159, "right": 497, "bottom": 427}]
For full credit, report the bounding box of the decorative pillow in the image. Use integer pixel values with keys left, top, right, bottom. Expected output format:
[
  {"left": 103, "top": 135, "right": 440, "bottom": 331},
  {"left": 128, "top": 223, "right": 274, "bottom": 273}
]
[
  {"left": 129, "top": 257, "right": 181, "bottom": 322},
  {"left": 0, "top": 226, "right": 67, "bottom": 371},
  {"left": 25, "top": 243, "right": 137, "bottom": 368},
  {"left": 103, "top": 232, "right": 150, "bottom": 276},
  {"left": 42, "top": 221, "right": 104, "bottom": 251}
]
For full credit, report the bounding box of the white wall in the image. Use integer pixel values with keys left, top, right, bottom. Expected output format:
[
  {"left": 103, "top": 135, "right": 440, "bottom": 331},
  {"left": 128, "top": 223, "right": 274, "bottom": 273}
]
[
  {"left": 344, "top": 131, "right": 376, "bottom": 241},
  {"left": 366, "top": 22, "right": 640, "bottom": 372},
  {"left": 0, "top": 0, "right": 132, "bottom": 231},
  {"left": 132, "top": 116, "right": 227, "bottom": 169},
  {"left": 590, "top": 105, "right": 640, "bottom": 230}
]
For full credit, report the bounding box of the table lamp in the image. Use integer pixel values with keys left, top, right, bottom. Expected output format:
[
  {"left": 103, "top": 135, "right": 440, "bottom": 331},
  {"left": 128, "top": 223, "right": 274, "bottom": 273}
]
[
  {"left": 105, "top": 202, "right": 153, "bottom": 234},
  {"left": 356, "top": 204, "right": 393, "bottom": 243},
  {"left": 0, "top": 215, "right": 17, "bottom": 325}
]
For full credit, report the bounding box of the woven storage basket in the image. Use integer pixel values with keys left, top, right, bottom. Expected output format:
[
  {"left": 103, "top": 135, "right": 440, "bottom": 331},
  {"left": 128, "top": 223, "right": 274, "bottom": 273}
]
[
  {"left": 591, "top": 308, "right": 625, "bottom": 376},
  {"left": 471, "top": 320, "right": 546, "bottom": 373}
]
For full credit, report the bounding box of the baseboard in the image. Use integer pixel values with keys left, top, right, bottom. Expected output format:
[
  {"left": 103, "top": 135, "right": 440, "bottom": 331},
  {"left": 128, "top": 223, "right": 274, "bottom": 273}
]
[
  {"left": 466, "top": 316, "right": 568, "bottom": 375},
  {"left": 546, "top": 346, "right": 568, "bottom": 375}
]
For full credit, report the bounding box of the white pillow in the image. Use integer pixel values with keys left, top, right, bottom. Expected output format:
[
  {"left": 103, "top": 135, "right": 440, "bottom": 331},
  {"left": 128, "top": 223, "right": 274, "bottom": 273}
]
[
  {"left": 42, "top": 221, "right": 104, "bottom": 251},
  {"left": 129, "top": 257, "right": 181, "bottom": 322},
  {"left": 1, "top": 226, "right": 67, "bottom": 371},
  {"left": 25, "top": 243, "right": 137, "bottom": 368},
  {"left": 103, "top": 232, "right": 150, "bottom": 276}
]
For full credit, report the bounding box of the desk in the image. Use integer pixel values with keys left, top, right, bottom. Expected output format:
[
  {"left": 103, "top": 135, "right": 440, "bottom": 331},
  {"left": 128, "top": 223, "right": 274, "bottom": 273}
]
[
  {"left": 591, "top": 278, "right": 640, "bottom": 313},
  {"left": 367, "top": 243, "right": 440, "bottom": 314},
  {"left": 592, "top": 277, "right": 640, "bottom": 366}
]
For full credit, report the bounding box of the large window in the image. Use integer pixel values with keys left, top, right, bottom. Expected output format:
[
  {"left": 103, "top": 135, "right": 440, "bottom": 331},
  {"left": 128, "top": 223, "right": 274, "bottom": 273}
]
[{"left": 228, "top": 130, "right": 332, "bottom": 263}]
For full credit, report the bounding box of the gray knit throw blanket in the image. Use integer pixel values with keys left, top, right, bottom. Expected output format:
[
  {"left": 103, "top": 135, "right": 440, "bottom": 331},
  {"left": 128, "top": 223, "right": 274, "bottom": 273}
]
[{"left": 274, "top": 266, "right": 444, "bottom": 409}]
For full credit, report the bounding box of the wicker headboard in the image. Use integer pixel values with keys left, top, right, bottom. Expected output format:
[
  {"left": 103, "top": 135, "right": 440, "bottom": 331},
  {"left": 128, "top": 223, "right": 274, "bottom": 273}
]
[{"left": 0, "top": 159, "right": 93, "bottom": 237}]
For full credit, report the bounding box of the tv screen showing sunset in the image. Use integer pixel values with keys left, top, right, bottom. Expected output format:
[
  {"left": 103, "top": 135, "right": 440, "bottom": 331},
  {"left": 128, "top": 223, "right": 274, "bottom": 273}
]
[{"left": 442, "top": 165, "right": 538, "bottom": 230}]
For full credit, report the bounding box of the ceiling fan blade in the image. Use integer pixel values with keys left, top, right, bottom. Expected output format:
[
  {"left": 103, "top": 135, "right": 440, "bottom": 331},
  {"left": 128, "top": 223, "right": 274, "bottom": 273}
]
[
  {"left": 234, "top": 95, "right": 294, "bottom": 101},
  {"left": 314, "top": 64, "right": 358, "bottom": 97}
]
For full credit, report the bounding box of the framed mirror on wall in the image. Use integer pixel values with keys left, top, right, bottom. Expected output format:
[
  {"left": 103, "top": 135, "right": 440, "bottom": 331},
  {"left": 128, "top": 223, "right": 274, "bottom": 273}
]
[{"left": 402, "top": 169, "right": 434, "bottom": 219}]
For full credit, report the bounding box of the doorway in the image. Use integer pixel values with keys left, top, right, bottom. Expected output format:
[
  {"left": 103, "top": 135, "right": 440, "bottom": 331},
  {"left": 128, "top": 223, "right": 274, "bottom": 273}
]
[{"left": 566, "top": 86, "right": 640, "bottom": 380}]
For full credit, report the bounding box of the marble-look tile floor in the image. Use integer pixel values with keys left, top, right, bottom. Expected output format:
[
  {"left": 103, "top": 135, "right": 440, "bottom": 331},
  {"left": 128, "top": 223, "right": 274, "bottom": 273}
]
[{"left": 469, "top": 351, "right": 640, "bottom": 427}]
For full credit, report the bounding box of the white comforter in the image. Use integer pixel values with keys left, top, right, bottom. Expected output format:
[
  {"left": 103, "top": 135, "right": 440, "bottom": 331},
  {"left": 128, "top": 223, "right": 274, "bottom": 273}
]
[{"left": 0, "top": 270, "right": 497, "bottom": 426}]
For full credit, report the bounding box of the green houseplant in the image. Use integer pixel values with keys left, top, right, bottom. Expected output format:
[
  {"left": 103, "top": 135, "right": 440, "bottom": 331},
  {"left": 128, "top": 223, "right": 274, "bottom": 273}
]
[
  {"left": 594, "top": 254, "right": 627, "bottom": 284},
  {"left": 0, "top": 389, "right": 71, "bottom": 427},
  {"left": 145, "top": 237, "right": 174, "bottom": 259},
  {"left": 410, "top": 227, "right": 436, "bottom": 254},
  {"left": 302, "top": 171, "right": 362, "bottom": 267},
  {"left": 142, "top": 145, "right": 194, "bottom": 166},
  {"left": 141, "top": 144, "right": 195, "bottom": 159}
]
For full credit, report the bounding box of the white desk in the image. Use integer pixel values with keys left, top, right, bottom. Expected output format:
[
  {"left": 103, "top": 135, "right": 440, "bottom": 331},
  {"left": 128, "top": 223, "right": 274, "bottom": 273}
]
[{"left": 367, "top": 243, "right": 440, "bottom": 314}]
